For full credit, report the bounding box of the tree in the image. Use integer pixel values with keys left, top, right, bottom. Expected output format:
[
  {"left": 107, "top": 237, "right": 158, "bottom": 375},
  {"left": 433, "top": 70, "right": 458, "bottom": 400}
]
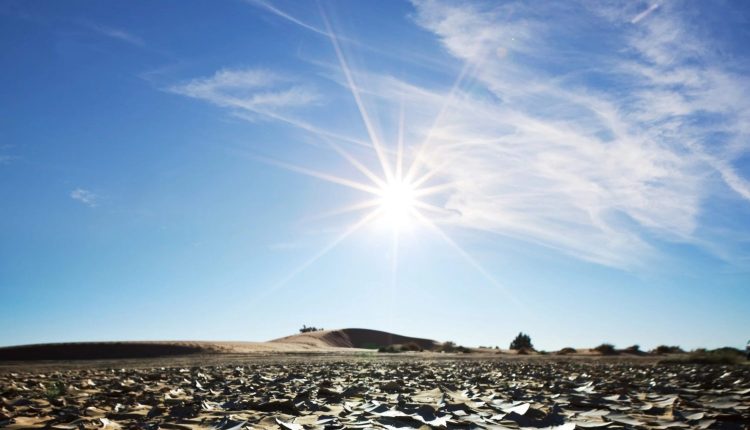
[
  {"left": 299, "top": 325, "right": 324, "bottom": 333},
  {"left": 509, "top": 332, "right": 533, "bottom": 350}
]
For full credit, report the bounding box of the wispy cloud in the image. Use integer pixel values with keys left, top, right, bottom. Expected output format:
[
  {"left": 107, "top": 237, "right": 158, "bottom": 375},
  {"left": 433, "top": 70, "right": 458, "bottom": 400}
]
[
  {"left": 169, "top": 68, "right": 319, "bottom": 117},
  {"left": 0, "top": 145, "right": 18, "bottom": 165},
  {"left": 244, "top": 0, "right": 330, "bottom": 37},
  {"left": 70, "top": 188, "right": 98, "bottom": 207},
  {"left": 87, "top": 23, "right": 144, "bottom": 46},
  {"left": 631, "top": 3, "right": 660, "bottom": 24},
  {"left": 399, "top": 0, "right": 750, "bottom": 267},
  {"left": 174, "top": 1, "right": 750, "bottom": 269}
]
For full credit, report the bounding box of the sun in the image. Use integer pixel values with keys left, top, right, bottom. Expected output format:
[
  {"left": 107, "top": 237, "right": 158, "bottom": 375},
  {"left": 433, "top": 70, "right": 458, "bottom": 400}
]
[{"left": 378, "top": 179, "right": 417, "bottom": 229}]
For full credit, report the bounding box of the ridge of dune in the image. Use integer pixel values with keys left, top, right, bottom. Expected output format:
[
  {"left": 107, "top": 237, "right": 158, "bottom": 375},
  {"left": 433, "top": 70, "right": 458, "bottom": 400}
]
[{"left": 270, "top": 328, "right": 439, "bottom": 350}]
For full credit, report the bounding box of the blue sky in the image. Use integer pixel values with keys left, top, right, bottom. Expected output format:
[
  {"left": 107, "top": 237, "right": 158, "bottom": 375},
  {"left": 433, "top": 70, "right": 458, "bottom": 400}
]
[{"left": 1, "top": 0, "right": 749, "bottom": 350}]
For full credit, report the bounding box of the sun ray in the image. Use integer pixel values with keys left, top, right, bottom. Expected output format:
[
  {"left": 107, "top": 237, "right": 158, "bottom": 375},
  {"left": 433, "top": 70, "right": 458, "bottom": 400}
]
[
  {"left": 390, "top": 223, "right": 400, "bottom": 296},
  {"left": 410, "top": 209, "right": 523, "bottom": 307},
  {"left": 396, "top": 97, "right": 405, "bottom": 181},
  {"left": 324, "top": 139, "right": 388, "bottom": 189},
  {"left": 320, "top": 9, "right": 394, "bottom": 183},
  {"left": 267, "top": 208, "right": 383, "bottom": 294},
  {"left": 303, "top": 198, "right": 381, "bottom": 223},
  {"left": 251, "top": 154, "right": 382, "bottom": 195},
  {"left": 413, "top": 181, "right": 460, "bottom": 198},
  {"left": 412, "top": 200, "right": 456, "bottom": 216},
  {"left": 403, "top": 61, "right": 476, "bottom": 184},
  {"left": 410, "top": 160, "right": 453, "bottom": 189},
  {"left": 233, "top": 109, "right": 371, "bottom": 150}
]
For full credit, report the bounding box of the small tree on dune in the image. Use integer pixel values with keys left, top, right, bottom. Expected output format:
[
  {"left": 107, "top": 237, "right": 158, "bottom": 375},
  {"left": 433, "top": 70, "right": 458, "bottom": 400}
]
[
  {"left": 299, "top": 325, "right": 324, "bottom": 333},
  {"left": 510, "top": 332, "right": 533, "bottom": 350}
]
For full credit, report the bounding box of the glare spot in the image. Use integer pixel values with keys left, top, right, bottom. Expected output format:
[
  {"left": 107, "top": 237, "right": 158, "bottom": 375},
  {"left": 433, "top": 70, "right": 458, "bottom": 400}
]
[{"left": 379, "top": 180, "right": 416, "bottom": 229}]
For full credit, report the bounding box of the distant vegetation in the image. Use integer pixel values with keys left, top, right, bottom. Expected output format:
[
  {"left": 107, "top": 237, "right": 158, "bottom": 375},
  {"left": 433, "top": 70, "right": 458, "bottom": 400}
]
[
  {"left": 299, "top": 325, "right": 324, "bottom": 333},
  {"left": 377, "top": 341, "right": 474, "bottom": 354},
  {"left": 557, "top": 347, "right": 577, "bottom": 355},
  {"left": 516, "top": 347, "right": 534, "bottom": 355},
  {"left": 378, "top": 342, "right": 423, "bottom": 353},
  {"left": 435, "top": 341, "right": 471, "bottom": 353},
  {"left": 660, "top": 347, "right": 746, "bottom": 365},
  {"left": 652, "top": 345, "right": 684, "bottom": 354},
  {"left": 594, "top": 343, "right": 617, "bottom": 355},
  {"left": 509, "top": 332, "right": 533, "bottom": 350},
  {"left": 623, "top": 345, "right": 641, "bottom": 354}
]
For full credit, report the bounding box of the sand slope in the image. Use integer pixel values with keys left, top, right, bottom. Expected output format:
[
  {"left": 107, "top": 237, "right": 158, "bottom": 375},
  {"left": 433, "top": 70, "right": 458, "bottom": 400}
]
[{"left": 270, "top": 328, "right": 439, "bottom": 350}]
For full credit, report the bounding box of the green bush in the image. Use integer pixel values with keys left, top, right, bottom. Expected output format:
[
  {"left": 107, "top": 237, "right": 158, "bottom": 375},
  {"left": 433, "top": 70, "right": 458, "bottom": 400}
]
[{"left": 45, "top": 381, "right": 66, "bottom": 400}]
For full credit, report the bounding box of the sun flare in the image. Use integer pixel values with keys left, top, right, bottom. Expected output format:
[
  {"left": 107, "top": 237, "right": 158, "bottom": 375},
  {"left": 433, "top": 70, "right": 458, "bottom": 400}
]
[{"left": 378, "top": 179, "right": 417, "bottom": 229}]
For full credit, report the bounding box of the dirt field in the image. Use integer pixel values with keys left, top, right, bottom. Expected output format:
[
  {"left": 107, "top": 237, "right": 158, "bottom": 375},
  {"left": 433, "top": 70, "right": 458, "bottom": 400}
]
[{"left": 1, "top": 354, "right": 748, "bottom": 430}]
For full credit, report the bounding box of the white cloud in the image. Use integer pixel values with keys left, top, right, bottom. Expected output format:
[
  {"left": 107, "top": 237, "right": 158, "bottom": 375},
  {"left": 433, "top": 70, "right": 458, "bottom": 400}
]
[
  {"left": 393, "top": 0, "right": 750, "bottom": 267},
  {"left": 169, "top": 68, "right": 319, "bottom": 116},
  {"left": 70, "top": 188, "right": 98, "bottom": 207}
]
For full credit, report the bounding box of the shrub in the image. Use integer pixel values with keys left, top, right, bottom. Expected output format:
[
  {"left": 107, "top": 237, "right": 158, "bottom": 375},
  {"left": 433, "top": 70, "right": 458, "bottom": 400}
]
[
  {"left": 594, "top": 343, "right": 617, "bottom": 355},
  {"left": 557, "top": 347, "right": 577, "bottom": 355},
  {"left": 440, "top": 341, "right": 456, "bottom": 352},
  {"left": 509, "top": 332, "right": 533, "bottom": 350},
  {"left": 299, "top": 325, "right": 324, "bottom": 333},
  {"left": 45, "top": 381, "right": 66, "bottom": 400},
  {"left": 653, "top": 345, "right": 684, "bottom": 354},
  {"left": 660, "top": 347, "right": 745, "bottom": 365},
  {"left": 378, "top": 342, "right": 424, "bottom": 353},
  {"left": 437, "top": 341, "right": 471, "bottom": 353},
  {"left": 401, "top": 342, "right": 423, "bottom": 352},
  {"left": 623, "top": 345, "right": 641, "bottom": 354}
]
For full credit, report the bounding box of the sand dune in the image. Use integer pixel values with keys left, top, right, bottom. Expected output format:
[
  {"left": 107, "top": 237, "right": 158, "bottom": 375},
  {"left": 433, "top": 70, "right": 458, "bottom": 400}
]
[
  {"left": 0, "top": 328, "right": 438, "bottom": 361},
  {"left": 270, "top": 328, "right": 439, "bottom": 350}
]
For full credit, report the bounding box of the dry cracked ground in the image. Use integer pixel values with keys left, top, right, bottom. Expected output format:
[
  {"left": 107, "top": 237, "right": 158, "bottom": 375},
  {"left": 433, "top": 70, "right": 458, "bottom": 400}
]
[{"left": 2, "top": 359, "right": 749, "bottom": 430}]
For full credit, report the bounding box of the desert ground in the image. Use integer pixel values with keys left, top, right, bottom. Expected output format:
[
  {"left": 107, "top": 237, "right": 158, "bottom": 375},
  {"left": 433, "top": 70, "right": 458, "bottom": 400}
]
[{"left": 1, "top": 330, "right": 748, "bottom": 430}]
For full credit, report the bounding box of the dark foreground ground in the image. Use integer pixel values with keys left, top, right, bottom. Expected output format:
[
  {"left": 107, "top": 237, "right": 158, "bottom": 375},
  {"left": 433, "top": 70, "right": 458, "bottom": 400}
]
[{"left": 1, "top": 355, "right": 748, "bottom": 430}]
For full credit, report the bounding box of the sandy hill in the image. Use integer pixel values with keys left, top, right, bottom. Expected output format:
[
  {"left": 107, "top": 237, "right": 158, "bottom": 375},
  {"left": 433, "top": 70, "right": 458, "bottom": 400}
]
[
  {"left": 0, "top": 329, "right": 439, "bottom": 361},
  {"left": 270, "top": 328, "right": 439, "bottom": 350}
]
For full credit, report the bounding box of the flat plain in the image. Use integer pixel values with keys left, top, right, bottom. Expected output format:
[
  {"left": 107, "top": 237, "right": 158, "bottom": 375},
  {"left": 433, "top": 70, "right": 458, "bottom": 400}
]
[{"left": 1, "top": 354, "right": 748, "bottom": 430}]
